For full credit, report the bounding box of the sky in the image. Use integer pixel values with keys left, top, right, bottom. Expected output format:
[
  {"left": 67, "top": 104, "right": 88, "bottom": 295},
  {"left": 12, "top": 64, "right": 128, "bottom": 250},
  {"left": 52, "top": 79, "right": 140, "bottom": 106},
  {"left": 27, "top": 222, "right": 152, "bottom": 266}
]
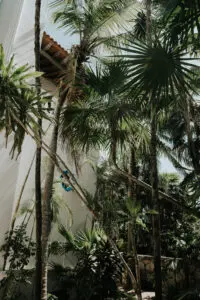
[{"left": 44, "top": 1, "right": 79, "bottom": 51}]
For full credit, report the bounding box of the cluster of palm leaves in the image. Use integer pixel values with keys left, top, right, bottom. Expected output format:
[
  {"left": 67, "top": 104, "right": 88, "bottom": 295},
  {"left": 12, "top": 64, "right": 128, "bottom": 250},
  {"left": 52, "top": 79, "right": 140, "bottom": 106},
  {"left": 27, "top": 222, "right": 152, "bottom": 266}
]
[{"left": 0, "top": 45, "right": 47, "bottom": 157}]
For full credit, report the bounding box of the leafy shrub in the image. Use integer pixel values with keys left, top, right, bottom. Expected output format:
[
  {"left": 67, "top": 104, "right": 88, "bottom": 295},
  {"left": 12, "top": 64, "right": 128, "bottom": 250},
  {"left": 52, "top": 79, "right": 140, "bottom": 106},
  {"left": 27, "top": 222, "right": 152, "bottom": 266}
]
[
  {"left": 0, "top": 225, "right": 35, "bottom": 300},
  {"left": 49, "top": 226, "right": 123, "bottom": 300}
]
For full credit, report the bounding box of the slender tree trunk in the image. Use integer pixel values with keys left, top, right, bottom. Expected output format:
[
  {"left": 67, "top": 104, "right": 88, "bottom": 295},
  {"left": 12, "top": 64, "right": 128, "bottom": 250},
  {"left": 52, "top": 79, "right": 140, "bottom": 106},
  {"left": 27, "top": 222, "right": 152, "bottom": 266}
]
[
  {"left": 128, "top": 149, "right": 142, "bottom": 300},
  {"left": 150, "top": 104, "right": 162, "bottom": 300},
  {"left": 145, "top": 0, "right": 162, "bottom": 298},
  {"left": 34, "top": 1, "right": 42, "bottom": 299},
  {"left": 132, "top": 223, "right": 142, "bottom": 300},
  {"left": 41, "top": 94, "right": 66, "bottom": 300}
]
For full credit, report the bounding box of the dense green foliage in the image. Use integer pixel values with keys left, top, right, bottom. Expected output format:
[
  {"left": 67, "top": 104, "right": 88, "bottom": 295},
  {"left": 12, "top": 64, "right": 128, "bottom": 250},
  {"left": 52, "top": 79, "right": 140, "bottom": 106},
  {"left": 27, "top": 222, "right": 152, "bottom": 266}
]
[
  {"left": 1, "top": 0, "right": 200, "bottom": 299},
  {"left": 0, "top": 226, "right": 35, "bottom": 300},
  {"left": 49, "top": 227, "right": 124, "bottom": 300}
]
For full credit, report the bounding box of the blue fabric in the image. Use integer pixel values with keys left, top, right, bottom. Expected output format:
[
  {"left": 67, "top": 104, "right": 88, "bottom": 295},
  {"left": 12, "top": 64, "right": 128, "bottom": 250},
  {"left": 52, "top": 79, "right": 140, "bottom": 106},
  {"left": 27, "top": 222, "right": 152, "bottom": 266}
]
[{"left": 60, "top": 170, "right": 73, "bottom": 192}]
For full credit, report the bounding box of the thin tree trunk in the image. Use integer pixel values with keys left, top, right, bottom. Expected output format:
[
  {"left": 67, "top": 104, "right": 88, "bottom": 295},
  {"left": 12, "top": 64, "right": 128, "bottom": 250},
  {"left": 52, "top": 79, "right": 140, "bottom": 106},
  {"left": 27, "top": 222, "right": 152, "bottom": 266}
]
[
  {"left": 146, "top": 0, "right": 162, "bottom": 298},
  {"left": 34, "top": 0, "right": 42, "bottom": 299},
  {"left": 150, "top": 104, "right": 162, "bottom": 300},
  {"left": 132, "top": 223, "right": 142, "bottom": 300},
  {"left": 108, "top": 237, "right": 137, "bottom": 290},
  {"left": 128, "top": 149, "right": 142, "bottom": 300},
  {"left": 41, "top": 94, "right": 66, "bottom": 300}
]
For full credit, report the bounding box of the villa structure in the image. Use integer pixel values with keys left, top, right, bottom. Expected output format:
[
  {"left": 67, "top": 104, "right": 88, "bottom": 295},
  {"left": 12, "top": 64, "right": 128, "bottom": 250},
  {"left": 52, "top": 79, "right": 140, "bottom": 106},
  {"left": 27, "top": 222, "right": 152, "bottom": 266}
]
[{"left": 0, "top": 0, "right": 96, "bottom": 268}]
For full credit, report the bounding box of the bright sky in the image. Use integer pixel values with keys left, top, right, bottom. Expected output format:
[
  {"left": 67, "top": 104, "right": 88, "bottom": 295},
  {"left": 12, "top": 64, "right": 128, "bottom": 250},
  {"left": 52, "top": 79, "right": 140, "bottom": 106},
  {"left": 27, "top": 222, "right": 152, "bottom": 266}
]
[{"left": 46, "top": 23, "right": 79, "bottom": 51}]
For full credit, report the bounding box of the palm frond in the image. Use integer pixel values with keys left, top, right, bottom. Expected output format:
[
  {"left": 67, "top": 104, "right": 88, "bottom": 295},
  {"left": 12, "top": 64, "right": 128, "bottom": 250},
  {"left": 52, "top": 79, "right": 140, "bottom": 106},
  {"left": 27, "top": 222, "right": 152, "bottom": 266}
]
[
  {"left": 157, "top": 139, "right": 188, "bottom": 175},
  {"left": 58, "top": 225, "right": 75, "bottom": 247},
  {"left": 115, "top": 39, "right": 197, "bottom": 101},
  {"left": 49, "top": 241, "right": 71, "bottom": 256},
  {"left": 162, "top": 0, "right": 200, "bottom": 49},
  {"left": 0, "top": 45, "right": 46, "bottom": 157},
  {"left": 51, "top": 0, "right": 137, "bottom": 52}
]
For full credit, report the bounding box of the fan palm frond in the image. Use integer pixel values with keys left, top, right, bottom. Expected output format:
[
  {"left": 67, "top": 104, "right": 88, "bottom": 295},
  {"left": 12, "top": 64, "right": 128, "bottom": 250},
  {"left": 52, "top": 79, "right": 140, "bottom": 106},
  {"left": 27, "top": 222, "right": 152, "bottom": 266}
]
[
  {"left": 116, "top": 38, "right": 196, "bottom": 102},
  {"left": 58, "top": 225, "right": 75, "bottom": 246},
  {"left": 53, "top": 225, "right": 107, "bottom": 255},
  {"left": 49, "top": 241, "right": 70, "bottom": 256}
]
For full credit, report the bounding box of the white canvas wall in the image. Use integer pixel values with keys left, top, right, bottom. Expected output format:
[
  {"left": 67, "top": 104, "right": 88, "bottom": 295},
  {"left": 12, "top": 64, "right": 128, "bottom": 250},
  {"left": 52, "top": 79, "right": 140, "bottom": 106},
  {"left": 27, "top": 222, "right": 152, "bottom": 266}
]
[{"left": 0, "top": 0, "right": 24, "bottom": 59}]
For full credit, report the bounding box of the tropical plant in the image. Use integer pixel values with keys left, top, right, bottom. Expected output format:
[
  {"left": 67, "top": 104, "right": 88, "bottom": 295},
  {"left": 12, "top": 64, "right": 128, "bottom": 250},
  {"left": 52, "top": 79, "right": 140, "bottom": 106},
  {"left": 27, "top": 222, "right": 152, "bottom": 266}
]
[
  {"left": 0, "top": 45, "right": 44, "bottom": 157},
  {"left": 0, "top": 225, "right": 35, "bottom": 300},
  {"left": 2, "top": 154, "right": 35, "bottom": 271},
  {"left": 49, "top": 226, "right": 123, "bottom": 300}
]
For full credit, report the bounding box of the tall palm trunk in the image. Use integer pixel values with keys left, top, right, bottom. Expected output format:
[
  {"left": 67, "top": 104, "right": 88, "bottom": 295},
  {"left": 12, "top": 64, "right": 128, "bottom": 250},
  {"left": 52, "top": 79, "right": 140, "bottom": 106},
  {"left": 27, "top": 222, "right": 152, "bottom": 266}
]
[
  {"left": 34, "top": 0, "right": 42, "bottom": 299},
  {"left": 146, "top": 0, "right": 162, "bottom": 299},
  {"left": 150, "top": 104, "right": 162, "bottom": 300},
  {"left": 128, "top": 149, "right": 142, "bottom": 300},
  {"left": 41, "top": 94, "right": 66, "bottom": 300}
]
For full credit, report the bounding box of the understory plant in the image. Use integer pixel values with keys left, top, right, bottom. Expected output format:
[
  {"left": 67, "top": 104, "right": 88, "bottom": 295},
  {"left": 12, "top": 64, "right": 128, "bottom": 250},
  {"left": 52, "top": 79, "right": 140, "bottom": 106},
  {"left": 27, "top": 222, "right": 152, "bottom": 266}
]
[
  {"left": 49, "top": 226, "right": 125, "bottom": 300},
  {"left": 0, "top": 225, "right": 35, "bottom": 300}
]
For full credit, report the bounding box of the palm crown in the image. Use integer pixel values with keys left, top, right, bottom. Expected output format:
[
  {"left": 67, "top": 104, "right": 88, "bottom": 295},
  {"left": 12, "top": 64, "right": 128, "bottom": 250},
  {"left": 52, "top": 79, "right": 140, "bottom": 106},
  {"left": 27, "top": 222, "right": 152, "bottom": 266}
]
[
  {"left": 51, "top": 0, "right": 136, "bottom": 64},
  {"left": 0, "top": 45, "right": 44, "bottom": 157}
]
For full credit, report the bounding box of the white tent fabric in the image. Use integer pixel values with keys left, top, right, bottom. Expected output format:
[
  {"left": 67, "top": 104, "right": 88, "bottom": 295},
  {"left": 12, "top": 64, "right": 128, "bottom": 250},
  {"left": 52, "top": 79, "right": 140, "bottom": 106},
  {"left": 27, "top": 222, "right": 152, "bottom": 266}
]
[{"left": 0, "top": 135, "right": 20, "bottom": 266}]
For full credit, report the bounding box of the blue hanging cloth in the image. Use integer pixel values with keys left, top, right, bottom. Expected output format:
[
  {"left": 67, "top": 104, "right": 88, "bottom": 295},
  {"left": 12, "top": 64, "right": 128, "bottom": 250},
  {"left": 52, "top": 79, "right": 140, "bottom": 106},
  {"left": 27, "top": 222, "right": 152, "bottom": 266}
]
[{"left": 60, "top": 170, "right": 73, "bottom": 192}]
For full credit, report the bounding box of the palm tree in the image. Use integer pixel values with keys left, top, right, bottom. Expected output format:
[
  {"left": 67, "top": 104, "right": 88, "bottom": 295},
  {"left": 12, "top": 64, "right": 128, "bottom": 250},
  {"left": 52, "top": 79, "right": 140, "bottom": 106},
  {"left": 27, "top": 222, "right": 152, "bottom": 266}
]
[
  {"left": 41, "top": 1, "right": 137, "bottom": 299},
  {"left": 34, "top": 0, "right": 42, "bottom": 299},
  {"left": 0, "top": 44, "right": 44, "bottom": 275},
  {"left": 0, "top": 45, "right": 43, "bottom": 156},
  {"left": 113, "top": 1, "right": 197, "bottom": 297},
  {"left": 145, "top": 0, "right": 162, "bottom": 298}
]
